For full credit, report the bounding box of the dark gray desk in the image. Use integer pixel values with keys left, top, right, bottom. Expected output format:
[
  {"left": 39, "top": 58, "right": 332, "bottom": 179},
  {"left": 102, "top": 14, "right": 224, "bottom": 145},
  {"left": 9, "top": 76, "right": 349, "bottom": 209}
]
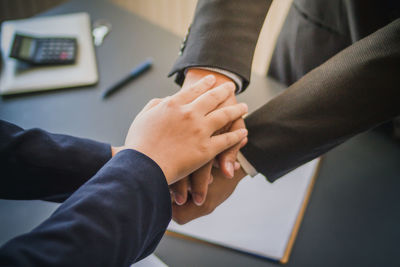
[{"left": 1, "top": 1, "right": 399, "bottom": 266}]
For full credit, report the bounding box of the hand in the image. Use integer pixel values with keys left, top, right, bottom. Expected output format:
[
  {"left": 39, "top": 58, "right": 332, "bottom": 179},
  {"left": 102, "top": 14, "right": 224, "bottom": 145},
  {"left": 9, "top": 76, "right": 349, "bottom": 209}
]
[
  {"left": 170, "top": 69, "right": 247, "bottom": 206},
  {"left": 118, "top": 75, "right": 249, "bottom": 184},
  {"left": 172, "top": 167, "right": 247, "bottom": 224},
  {"left": 170, "top": 140, "right": 246, "bottom": 206}
]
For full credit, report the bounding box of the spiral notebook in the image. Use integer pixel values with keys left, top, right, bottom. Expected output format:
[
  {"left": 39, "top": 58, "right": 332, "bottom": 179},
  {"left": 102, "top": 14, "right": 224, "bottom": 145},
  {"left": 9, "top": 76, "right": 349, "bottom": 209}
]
[{"left": 168, "top": 159, "right": 320, "bottom": 264}]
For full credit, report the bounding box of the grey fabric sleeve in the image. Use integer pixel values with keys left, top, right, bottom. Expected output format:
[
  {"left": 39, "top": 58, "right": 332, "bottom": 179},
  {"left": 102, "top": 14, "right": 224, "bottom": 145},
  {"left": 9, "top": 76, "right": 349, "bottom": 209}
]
[
  {"left": 168, "top": 0, "right": 272, "bottom": 91},
  {"left": 241, "top": 19, "right": 400, "bottom": 181}
]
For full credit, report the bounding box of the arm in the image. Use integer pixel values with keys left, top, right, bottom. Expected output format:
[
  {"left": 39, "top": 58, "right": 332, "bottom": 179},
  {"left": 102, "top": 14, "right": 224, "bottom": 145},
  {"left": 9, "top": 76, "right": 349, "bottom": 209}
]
[
  {"left": 0, "top": 76, "right": 248, "bottom": 266},
  {"left": 0, "top": 150, "right": 171, "bottom": 266},
  {"left": 169, "top": 0, "right": 272, "bottom": 91},
  {"left": 172, "top": 19, "right": 400, "bottom": 224},
  {"left": 0, "top": 120, "right": 111, "bottom": 202},
  {"left": 173, "top": 166, "right": 247, "bottom": 225},
  {"left": 168, "top": 0, "right": 272, "bottom": 205},
  {"left": 242, "top": 18, "right": 400, "bottom": 181}
]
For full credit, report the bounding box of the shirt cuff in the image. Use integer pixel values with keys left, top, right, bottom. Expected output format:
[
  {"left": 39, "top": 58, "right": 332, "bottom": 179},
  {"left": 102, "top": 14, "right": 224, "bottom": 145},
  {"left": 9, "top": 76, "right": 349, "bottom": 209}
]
[
  {"left": 237, "top": 151, "right": 258, "bottom": 177},
  {"left": 185, "top": 67, "right": 244, "bottom": 94}
]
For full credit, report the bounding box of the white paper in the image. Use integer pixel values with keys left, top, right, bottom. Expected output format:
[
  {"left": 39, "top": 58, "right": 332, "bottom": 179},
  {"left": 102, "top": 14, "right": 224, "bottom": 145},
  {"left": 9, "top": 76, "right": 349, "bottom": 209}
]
[
  {"left": 133, "top": 254, "right": 168, "bottom": 267},
  {"left": 168, "top": 159, "right": 319, "bottom": 261}
]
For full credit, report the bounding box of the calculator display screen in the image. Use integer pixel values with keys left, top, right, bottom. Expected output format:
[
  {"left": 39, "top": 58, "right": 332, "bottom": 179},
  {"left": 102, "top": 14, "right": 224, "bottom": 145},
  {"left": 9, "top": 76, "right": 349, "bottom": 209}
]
[{"left": 19, "top": 37, "right": 34, "bottom": 59}]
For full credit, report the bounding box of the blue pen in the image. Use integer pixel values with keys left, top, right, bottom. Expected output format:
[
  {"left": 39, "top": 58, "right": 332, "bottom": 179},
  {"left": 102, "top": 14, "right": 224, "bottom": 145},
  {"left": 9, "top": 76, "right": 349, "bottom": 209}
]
[{"left": 102, "top": 58, "right": 153, "bottom": 98}]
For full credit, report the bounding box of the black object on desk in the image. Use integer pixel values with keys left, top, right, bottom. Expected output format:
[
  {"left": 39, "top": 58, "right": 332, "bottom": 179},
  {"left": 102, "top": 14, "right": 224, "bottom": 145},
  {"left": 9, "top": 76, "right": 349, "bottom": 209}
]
[
  {"left": 102, "top": 58, "right": 153, "bottom": 98},
  {"left": 9, "top": 33, "right": 77, "bottom": 65}
]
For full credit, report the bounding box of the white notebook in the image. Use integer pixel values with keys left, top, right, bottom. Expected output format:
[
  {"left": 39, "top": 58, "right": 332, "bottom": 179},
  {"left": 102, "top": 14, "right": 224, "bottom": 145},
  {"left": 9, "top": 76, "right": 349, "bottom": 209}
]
[
  {"left": 0, "top": 13, "right": 98, "bottom": 95},
  {"left": 168, "top": 159, "right": 320, "bottom": 263},
  {"left": 133, "top": 254, "right": 168, "bottom": 267}
]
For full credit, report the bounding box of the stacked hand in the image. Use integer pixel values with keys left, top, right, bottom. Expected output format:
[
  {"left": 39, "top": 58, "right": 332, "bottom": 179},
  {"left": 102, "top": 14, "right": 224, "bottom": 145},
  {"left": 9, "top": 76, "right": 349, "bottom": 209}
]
[
  {"left": 113, "top": 74, "right": 248, "bottom": 186},
  {"left": 169, "top": 68, "right": 248, "bottom": 223},
  {"left": 173, "top": 166, "right": 247, "bottom": 224}
]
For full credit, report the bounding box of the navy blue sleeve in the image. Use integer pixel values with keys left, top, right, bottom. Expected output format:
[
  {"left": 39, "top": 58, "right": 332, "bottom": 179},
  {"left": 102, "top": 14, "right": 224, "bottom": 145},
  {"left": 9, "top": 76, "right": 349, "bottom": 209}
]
[
  {"left": 0, "top": 149, "right": 172, "bottom": 267},
  {"left": 0, "top": 120, "right": 112, "bottom": 202}
]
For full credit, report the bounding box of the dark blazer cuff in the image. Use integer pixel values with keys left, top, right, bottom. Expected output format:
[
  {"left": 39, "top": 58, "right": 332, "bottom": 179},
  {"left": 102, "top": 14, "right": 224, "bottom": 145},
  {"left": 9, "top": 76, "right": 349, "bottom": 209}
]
[
  {"left": 112, "top": 149, "right": 172, "bottom": 224},
  {"left": 241, "top": 142, "right": 274, "bottom": 183}
]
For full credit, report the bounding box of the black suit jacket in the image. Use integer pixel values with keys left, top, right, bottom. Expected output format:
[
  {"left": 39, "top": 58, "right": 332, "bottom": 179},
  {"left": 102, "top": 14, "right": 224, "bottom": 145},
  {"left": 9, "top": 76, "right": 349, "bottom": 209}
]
[
  {"left": 169, "top": 0, "right": 400, "bottom": 181},
  {"left": 269, "top": 0, "right": 400, "bottom": 85},
  {"left": 0, "top": 120, "right": 171, "bottom": 266}
]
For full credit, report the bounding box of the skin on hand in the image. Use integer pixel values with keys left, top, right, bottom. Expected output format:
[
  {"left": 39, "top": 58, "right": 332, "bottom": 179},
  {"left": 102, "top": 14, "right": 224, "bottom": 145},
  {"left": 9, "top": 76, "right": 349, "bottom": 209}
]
[
  {"left": 170, "top": 68, "right": 247, "bottom": 206},
  {"left": 119, "top": 75, "right": 248, "bottom": 185},
  {"left": 172, "top": 167, "right": 247, "bottom": 225}
]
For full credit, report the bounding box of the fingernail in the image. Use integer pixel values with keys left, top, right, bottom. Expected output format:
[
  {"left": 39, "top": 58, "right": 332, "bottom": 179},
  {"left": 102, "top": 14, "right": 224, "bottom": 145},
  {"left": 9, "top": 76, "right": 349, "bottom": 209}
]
[
  {"left": 234, "top": 162, "right": 241, "bottom": 170},
  {"left": 192, "top": 193, "right": 204, "bottom": 206},
  {"left": 174, "top": 193, "right": 185, "bottom": 206},
  {"left": 225, "top": 162, "right": 234, "bottom": 178},
  {"left": 208, "top": 174, "right": 214, "bottom": 184},
  {"left": 204, "top": 75, "right": 216, "bottom": 84},
  {"left": 240, "top": 129, "right": 248, "bottom": 136}
]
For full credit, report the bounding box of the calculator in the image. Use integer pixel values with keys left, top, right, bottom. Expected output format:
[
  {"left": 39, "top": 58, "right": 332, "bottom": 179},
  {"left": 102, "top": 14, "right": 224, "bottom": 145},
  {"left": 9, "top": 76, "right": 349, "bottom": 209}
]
[{"left": 9, "top": 33, "right": 77, "bottom": 65}]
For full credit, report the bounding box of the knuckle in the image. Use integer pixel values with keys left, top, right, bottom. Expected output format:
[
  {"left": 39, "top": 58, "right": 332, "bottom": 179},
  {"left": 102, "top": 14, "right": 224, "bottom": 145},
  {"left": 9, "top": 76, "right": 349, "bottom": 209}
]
[
  {"left": 173, "top": 216, "right": 188, "bottom": 225},
  {"left": 203, "top": 202, "right": 215, "bottom": 214},
  {"left": 151, "top": 97, "right": 161, "bottom": 103},
  {"left": 182, "top": 109, "right": 194, "bottom": 120},
  {"left": 224, "top": 133, "right": 232, "bottom": 145},
  {"left": 208, "top": 90, "right": 222, "bottom": 102},
  {"left": 193, "top": 126, "right": 203, "bottom": 135},
  {"left": 165, "top": 98, "right": 176, "bottom": 108},
  {"left": 191, "top": 84, "right": 203, "bottom": 94},
  {"left": 222, "top": 108, "right": 232, "bottom": 121},
  {"left": 198, "top": 142, "right": 209, "bottom": 153}
]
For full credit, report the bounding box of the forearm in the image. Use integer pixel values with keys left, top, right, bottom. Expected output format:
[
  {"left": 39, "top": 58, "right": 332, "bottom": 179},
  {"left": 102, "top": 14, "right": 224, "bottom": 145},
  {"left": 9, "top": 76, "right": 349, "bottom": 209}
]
[
  {"left": 0, "top": 150, "right": 171, "bottom": 266},
  {"left": 170, "top": 0, "right": 272, "bottom": 90},
  {"left": 0, "top": 120, "right": 111, "bottom": 202},
  {"left": 242, "top": 19, "right": 400, "bottom": 181}
]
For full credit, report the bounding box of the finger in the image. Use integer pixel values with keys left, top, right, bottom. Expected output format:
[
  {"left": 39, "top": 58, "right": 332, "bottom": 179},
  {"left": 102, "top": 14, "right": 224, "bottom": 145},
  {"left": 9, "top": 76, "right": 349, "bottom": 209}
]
[
  {"left": 172, "top": 201, "right": 202, "bottom": 225},
  {"left": 211, "top": 128, "right": 248, "bottom": 156},
  {"left": 188, "top": 82, "right": 236, "bottom": 115},
  {"left": 137, "top": 98, "right": 163, "bottom": 117},
  {"left": 218, "top": 119, "right": 246, "bottom": 178},
  {"left": 143, "top": 98, "right": 163, "bottom": 111},
  {"left": 190, "top": 162, "right": 213, "bottom": 206},
  {"left": 207, "top": 103, "right": 248, "bottom": 131},
  {"left": 240, "top": 137, "right": 248, "bottom": 148},
  {"left": 234, "top": 162, "right": 241, "bottom": 170},
  {"left": 175, "top": 75, "right": 216, "bottom": 104},
  {"left": 218, "top": 143, "right": 240, "bottom": 178},
  {"left": 170, "top": 177, "right": 189, "bottom": 206}
]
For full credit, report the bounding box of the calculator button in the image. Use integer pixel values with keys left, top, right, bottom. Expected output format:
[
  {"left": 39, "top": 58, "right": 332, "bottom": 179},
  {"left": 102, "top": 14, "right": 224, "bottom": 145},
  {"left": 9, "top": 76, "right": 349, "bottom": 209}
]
[{"left": 59, "top": 52, "right": 68, "bottom": 60}]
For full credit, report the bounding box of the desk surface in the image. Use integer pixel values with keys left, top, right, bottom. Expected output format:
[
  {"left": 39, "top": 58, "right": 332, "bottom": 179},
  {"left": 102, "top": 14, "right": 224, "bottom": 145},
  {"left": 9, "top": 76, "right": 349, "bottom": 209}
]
[{"left": 1, "top": 1, "right": 400, "bottom": 266}]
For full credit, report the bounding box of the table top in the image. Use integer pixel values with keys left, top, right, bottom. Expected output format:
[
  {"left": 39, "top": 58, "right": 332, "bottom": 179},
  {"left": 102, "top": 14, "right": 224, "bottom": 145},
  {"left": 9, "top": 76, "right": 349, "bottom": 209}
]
[{"left": 1, "top": 1, "right": 399, "bottom": 266}]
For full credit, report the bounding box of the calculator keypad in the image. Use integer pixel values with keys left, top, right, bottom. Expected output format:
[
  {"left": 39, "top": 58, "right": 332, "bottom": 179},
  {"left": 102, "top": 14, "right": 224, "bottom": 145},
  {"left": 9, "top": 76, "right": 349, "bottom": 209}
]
[{"left": 35, "top": 38, "right": 77, "bottom": 64}]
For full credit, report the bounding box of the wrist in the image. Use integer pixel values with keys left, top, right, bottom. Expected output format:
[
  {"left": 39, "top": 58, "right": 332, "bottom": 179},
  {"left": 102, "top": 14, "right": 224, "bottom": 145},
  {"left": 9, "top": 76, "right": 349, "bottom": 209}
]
[{"left": 184, "top": 68, "right": 233, "bottom": 89}]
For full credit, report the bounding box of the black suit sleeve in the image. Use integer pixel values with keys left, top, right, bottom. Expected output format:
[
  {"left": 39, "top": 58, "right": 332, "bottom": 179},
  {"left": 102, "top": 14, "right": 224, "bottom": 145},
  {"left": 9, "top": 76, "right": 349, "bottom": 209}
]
[
  {"left": 168, "top": 0, "right": 272, "bottom": 90},
  {"left": 0, "top": 120, "right": 111, "bottom": 202},
  {"left": 241, "top": 19, "right": 400, "bottom": 181},
  {"left": 0, "top": 149, "right": 172, "bottom": 267}
]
